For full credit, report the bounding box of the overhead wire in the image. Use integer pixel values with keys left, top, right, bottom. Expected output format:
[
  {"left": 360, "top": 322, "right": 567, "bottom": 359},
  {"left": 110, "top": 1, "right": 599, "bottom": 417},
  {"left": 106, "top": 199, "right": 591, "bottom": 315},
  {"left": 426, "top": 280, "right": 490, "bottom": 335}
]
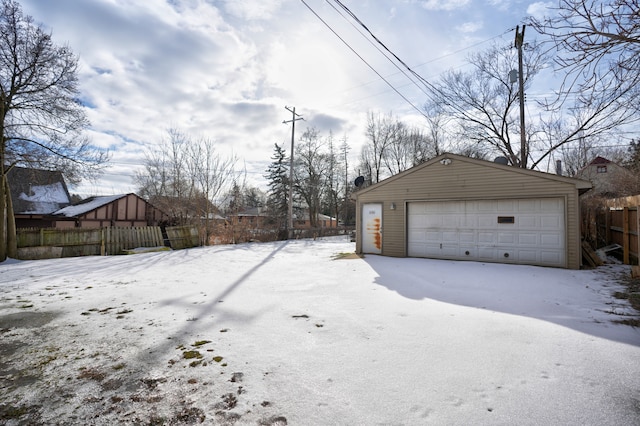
[
  {"left": 302, "top": 0, "right": 516, "bottom": 119},
  {"left": 329, "top": 0, "right": 516, "bottom": 117},
  {"left": 299, "top": 0, "right": 429, "bottom": 119}
]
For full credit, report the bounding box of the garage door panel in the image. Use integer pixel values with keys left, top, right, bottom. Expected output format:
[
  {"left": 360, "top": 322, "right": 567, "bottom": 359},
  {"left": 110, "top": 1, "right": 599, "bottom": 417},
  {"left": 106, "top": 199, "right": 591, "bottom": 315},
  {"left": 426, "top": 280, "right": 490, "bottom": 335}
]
[
  {"left": 540, "top": 233, "right": 562, "bottom": 247},
  {"left": 541, "top": 215, "right": 562, "bottom": 229},
  {"left": 459, "top": 232, "right": 475, "bottom": 243},
  {"left": 518, "top": 233, "right": 538, "bottom": 245},
  {"left": 518, "top": 199, "right": 537, "bottom": 211},
  {"left": 498, "top": 232, "right": 516, "bottom": 244},
  {"left": 516, "top": 250, "right": 539, "bottom": 262},
  {"left": 478, "top": 247, "right": 497, "bottom": 259},
  {"left": 407, "top": 198, "right": 565, "bottom": 267},
  {"left": 518, "top": 216, "right": 538, "bottom": 228},
  {"left": 478, "top": 232, "right": 494, "bottom": 243},
  {"left": 541, "top": 251, "right": 563, "bottom": 264}
]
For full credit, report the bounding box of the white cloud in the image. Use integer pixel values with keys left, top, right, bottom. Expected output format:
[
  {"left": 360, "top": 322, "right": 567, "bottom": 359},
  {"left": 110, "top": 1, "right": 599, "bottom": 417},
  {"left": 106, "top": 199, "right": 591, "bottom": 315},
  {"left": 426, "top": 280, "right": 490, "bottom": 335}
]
[
  {"left": 456, "top": 21, "right": 483, "bottom": 33},
  {"left": 527, "top": 1, "right": 554, "bottom": 19},
  {"left": 221, "top": 0, "right": 286, "bottom": 20},
  {"left": 16, "top": 0, "right": 541, "bottom": 195},
  {"left": 420, "top": 0, "right": 471, "bottom": 11}
]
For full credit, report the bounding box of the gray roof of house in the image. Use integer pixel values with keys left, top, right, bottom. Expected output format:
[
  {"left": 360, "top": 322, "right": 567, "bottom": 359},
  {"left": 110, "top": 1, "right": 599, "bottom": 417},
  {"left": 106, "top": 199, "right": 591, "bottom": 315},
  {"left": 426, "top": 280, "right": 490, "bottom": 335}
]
[{"left": 8, "top": 167, "right": 72, "bottom": 214}]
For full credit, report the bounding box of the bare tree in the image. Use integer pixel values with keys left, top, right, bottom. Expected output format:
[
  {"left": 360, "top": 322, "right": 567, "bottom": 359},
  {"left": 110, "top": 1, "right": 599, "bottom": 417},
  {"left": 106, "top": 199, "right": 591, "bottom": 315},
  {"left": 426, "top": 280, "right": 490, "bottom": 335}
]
[
  {"left": 427, "top": 43, "right": 546, "bottom": 167},
  {"left": 323, "top": 132, "right": 344, "bottom": 227},
  {"left": 526, "top": 1, "right": 640, "bottom": 171},
  {"left": 294, "top": 127, "right": 327, "bottom": 228},
  {"left": 360, "top": 112, "right": 403, "bottom": 184},
  {"left": 528, "top": 0, "right": 640, "bottom": 113},
  {"left": 188, "top": 136, "right": 236, "bottom": 244},
  {"left": 426, "top": 38, "right": 634, "bottom": 170},
  {"left": 0, "top": 0, "right": 107, "bottom": 260},
  {"left": 135, "top": 128, "right": 235, "bottom": 242}
]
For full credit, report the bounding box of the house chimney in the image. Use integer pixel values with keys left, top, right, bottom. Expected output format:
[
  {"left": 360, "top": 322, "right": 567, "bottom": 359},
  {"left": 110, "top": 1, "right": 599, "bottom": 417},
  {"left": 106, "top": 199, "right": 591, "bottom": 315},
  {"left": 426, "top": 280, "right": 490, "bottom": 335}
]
[{"left": 556, "top": 160, "right": 562, "bottom": 176}]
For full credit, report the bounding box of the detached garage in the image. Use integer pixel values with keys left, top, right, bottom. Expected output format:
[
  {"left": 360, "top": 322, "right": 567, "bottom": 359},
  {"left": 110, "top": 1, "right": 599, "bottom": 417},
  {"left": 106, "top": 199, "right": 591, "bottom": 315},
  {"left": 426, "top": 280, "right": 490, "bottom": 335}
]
[{"left": 355, "top": 154, "right": 592, "bottom": 269}]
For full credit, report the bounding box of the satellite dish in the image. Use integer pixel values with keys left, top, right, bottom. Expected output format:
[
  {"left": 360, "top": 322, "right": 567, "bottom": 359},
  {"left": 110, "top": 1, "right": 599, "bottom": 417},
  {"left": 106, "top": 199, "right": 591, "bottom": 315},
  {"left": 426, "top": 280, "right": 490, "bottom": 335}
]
[
  {"left": 494, "top": 156, "right": 509, "bottom": 165},
  {"left": 354, "top": 176, "right": 365, "bottom": 187}
]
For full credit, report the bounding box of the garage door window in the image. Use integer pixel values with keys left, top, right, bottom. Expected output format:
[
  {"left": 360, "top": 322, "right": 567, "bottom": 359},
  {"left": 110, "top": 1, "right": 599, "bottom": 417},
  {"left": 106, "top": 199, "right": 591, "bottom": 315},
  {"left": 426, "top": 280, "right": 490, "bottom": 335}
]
[{"left": 497, "top": 216, "right": 515, "bottom": 224}]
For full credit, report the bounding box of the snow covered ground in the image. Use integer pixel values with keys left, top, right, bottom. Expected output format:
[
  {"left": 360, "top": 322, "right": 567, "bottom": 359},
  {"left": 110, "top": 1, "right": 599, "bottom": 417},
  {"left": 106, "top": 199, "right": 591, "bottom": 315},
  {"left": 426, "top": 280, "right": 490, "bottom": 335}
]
[{"left": 1, "top": 236, "right": 639, "bottom": 425}]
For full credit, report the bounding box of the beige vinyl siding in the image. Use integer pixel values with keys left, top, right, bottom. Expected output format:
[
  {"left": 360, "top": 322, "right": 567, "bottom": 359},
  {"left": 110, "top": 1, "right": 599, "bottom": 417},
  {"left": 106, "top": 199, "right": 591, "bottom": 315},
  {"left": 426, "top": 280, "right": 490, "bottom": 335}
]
[{"left": 355, "top": 155, "right": 586, "bottom": 269}]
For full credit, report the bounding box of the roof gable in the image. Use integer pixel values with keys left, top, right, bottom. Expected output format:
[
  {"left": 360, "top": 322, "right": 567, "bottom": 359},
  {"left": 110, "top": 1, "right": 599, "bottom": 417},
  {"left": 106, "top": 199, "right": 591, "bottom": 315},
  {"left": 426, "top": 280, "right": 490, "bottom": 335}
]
[
  {"left": 356, "top": 153, "right": 592, "bottom": 196},
  {"left": 8, "top": 167, "right": 71, "bottom": 214},
  {"left": 588, "top": 156, "right": 611, "bottom": 165}
]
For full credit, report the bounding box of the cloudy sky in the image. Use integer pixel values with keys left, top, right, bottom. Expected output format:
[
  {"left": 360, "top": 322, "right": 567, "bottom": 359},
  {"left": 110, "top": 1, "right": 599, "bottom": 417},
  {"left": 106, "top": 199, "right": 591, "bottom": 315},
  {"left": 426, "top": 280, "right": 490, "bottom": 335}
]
[{"left": 19, "top": 0, "right": 551, "bottom": 196}]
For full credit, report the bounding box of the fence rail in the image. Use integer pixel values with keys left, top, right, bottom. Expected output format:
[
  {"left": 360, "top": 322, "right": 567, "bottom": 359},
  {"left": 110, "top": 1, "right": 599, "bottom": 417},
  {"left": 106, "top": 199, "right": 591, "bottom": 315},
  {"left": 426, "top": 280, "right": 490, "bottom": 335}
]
[{"left": 17, "top": 225, "right": 200, "bottom": 260}]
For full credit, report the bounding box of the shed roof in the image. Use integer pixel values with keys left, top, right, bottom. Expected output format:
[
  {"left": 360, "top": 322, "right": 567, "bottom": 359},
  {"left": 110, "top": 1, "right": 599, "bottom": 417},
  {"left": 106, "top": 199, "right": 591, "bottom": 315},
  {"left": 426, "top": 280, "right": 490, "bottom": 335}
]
[
  {"left": 355, "top": 153, "right": 592, "bottom": 196},
  {"left": 52, "top": 194, "right": 127, "bottom": 217}
]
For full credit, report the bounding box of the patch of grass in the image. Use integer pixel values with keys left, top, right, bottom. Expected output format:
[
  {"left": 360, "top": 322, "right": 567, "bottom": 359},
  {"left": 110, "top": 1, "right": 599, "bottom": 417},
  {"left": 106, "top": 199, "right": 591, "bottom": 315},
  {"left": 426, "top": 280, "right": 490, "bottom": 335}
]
[
  {"left": 112, "top": 363, "right": 126, "bottom": 371},
  {"left": 192, "top": 340, "right": 211, "bottom": 347},
  {"left": 212, "top": 356, "right": 224, "bottom": 363},
  {"left": 331, "top": 252, "right": 361, "bottom": 260},
  {"left": 616, "top": 275, "right": 640, "bottom": 311},
  {"left": 183, "top": 350, "right": 202, "bottom": 360}
]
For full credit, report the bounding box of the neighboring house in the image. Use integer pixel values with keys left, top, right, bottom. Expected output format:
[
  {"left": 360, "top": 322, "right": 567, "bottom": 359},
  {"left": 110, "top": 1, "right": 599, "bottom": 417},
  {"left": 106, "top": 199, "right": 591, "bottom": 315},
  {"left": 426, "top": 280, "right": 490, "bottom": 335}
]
[
  {"left": 295, "top": 213, "right": 339, "bottom": 228},
  {"left": 574, "top": 156, "right": 640, "bottom": 197},
  {"left": 8, "top": 166, "right": 72, "bottom": 228},
  {"left": 228, "top": 207, "right": 267, "bottom": 229},
  {"left": 51, "top": 193, "right": 166, "bottom": 228},
  {"left": 354, "top": 153, "right": 592, "bottom": 269},
  {"left": 148, "top": 195, "right": 220, "bottom": 225}
]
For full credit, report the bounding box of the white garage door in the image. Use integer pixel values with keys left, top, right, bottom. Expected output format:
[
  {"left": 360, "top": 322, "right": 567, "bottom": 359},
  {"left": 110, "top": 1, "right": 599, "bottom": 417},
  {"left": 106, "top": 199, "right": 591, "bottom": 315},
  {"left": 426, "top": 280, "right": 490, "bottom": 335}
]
[{"left": 407, "top": 198, "right": 566, "bottom": 267}]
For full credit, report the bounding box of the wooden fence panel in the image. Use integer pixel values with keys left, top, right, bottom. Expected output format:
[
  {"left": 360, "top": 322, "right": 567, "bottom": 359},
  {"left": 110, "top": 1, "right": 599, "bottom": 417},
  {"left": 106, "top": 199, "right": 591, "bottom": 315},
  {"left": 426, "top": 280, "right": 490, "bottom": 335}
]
[
  {"left": 594, "top": 207, "right": 639, "bottom": 265},
  {"left": 165, "top": 225, "right": 200, "bottom": 249},
  {"left": 105, "top": 226, "right": 164, "bottom": 255},
  {"left": 17, "top": 226, "right": 168, "bottom": 259}
]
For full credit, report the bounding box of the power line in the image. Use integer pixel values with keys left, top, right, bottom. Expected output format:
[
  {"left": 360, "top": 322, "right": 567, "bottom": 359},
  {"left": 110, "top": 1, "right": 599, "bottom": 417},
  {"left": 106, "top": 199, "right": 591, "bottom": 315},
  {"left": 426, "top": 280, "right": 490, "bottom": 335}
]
[{"left": 299, "top": 0, "right": 429, "bottom": 119}]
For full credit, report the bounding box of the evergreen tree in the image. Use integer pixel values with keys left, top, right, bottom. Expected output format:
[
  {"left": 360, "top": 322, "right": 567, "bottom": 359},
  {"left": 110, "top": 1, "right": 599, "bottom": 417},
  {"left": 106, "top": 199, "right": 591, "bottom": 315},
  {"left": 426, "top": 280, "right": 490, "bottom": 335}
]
[
  {"left": 264, "top": 143, "right": 289, "bottom": 231},
  {"left": 624, "top": 139, "right": 640, "bottom": 173}
]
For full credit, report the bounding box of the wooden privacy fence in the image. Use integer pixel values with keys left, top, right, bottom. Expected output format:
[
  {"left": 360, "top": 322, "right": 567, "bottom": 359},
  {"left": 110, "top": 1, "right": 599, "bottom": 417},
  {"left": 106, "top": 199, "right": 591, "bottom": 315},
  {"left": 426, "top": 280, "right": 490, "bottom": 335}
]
[
  {"left": 590, "top": 195, "right": 640, "bottom": 265},
  {"left": 164, "top": 225, "right": 200, "bottom": 250},
  {"left": 17, "top": 225, "right": 200, "bottom": 259}
]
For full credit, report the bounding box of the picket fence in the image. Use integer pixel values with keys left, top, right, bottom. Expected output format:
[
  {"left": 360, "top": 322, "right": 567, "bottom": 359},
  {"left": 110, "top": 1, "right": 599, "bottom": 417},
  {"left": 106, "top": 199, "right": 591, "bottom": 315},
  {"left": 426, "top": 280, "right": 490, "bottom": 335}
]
[{"left": 16, "top": 225, "right": 200, "bottom": 259}]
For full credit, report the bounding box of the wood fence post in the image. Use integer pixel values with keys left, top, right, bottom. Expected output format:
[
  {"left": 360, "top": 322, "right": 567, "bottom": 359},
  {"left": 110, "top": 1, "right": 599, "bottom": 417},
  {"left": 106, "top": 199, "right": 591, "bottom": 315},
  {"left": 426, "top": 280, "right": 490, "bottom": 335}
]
[
  {"left": 637, "top": 205, "right": 640, "bottom": 265},
  {"left": 623, "top": 207, "right": 630, "bottom": 264},
  {"left": 606, "top": 208, "right": 611, "bottom": 245}
]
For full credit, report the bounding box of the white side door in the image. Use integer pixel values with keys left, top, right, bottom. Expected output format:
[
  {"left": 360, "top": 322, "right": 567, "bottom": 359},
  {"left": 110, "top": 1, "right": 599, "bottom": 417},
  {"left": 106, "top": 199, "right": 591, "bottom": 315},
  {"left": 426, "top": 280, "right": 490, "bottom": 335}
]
[{"left": 361, "top": 203, "right": 382, "bottom": 254}]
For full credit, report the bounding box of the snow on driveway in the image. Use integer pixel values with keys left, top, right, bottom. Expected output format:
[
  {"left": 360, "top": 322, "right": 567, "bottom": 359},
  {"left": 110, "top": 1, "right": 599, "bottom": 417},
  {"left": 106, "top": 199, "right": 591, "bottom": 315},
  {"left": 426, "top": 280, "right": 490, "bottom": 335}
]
[{"left": 0, "top": 237, "right": 639, "bottom": 425}]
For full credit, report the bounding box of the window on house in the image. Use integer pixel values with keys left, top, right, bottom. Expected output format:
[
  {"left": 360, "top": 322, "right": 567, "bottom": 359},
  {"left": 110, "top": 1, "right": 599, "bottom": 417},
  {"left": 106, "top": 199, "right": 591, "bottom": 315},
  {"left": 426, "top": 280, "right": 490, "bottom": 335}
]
[{"left": 597, "top": 165, "right": 607, "bottom": 173}]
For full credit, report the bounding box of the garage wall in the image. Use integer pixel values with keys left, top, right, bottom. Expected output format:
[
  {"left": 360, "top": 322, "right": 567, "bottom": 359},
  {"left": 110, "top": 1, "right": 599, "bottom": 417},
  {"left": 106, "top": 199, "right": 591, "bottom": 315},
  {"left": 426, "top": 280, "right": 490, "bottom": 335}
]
[{"left": 355, "top": 154, "right": 588, "bottom": 269}]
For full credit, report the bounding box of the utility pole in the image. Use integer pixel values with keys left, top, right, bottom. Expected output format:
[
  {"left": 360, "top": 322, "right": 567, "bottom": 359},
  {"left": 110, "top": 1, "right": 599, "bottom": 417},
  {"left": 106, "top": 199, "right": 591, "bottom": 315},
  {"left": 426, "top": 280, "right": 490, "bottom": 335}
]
[
  {"left": 340, "top": 137, "right": 349, "bottom": 227},
  {"left": 514, "top": 24, "right": 526, "bottom": 168},
  {"left": 283, "top": 106, "right": 304, "bottom": 239}
]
